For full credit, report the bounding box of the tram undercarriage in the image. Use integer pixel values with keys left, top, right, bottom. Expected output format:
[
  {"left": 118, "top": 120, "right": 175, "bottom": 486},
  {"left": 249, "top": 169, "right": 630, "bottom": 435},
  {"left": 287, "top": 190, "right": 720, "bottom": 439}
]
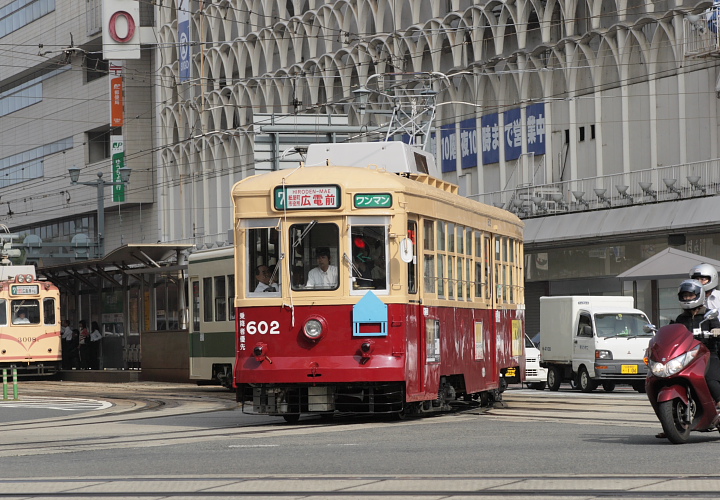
[{"left": 238, "top": 379, "right": 501, "bottom": 419}]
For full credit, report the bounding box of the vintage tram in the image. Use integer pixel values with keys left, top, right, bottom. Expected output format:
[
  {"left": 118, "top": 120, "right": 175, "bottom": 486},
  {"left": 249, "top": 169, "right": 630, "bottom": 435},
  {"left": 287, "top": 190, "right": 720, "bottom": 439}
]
[
  {"left": 233, "top": 143, "right": 525, "bottom": 421},
  {"left": 0, "top": 264, "right": 61, "bottom": 376},
  {"left": 188, "top": 246, "right": 236, "bottom": 387}
]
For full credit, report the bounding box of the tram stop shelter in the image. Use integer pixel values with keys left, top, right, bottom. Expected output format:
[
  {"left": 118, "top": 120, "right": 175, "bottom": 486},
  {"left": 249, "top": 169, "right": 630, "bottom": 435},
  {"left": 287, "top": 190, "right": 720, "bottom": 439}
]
[
  {"left": 618, "top": 247, "right": 720, "bottom": 327},
  {"left": 37, "top": 243, "right": 194, "bottom": 383}
]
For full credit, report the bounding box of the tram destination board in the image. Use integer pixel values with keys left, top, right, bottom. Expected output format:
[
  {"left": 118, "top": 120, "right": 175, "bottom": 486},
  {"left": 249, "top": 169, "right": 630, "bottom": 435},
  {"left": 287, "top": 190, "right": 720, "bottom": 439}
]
[
  {"left": 274, "top": 185, "right": 341, "bottom": 210},
  {"left": 11, "top": 284, "right": 39, "bottom": 295}
]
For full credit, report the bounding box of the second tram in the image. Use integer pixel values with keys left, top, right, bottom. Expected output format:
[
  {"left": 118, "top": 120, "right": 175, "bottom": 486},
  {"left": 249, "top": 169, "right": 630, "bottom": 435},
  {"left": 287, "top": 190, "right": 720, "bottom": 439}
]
[
  {"left": 0, "top": 264, "right": 61, "bottom": 376},
  {"left": 233, "top": 143, "right": 525, "bottom": 420},
  {"left": 188, "top": 246, "right": 236, "bottom": 387}
]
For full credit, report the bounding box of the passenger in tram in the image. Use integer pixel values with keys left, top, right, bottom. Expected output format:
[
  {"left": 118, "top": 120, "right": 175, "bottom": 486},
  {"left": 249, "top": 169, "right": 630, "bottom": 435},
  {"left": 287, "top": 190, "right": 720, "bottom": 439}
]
[
  {"left": 305, "top": 247, "right": 338, "bottom": 289},
  {"left": 254, "top": 265, "right": 277, "bottom": 292},
  {"left": 13, "top": 309, "right": 30, "bottom": 324}
]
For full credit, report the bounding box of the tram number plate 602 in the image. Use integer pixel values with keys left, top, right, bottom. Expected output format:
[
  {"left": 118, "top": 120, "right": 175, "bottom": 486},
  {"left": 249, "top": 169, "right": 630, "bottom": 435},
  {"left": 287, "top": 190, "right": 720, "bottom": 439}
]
[{"left": 246, "top": 320, "right": 280, "bottom": 335}]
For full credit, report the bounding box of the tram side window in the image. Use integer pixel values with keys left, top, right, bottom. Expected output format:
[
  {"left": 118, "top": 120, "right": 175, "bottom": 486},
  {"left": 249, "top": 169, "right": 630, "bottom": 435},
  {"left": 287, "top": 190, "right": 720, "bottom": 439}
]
[
  {"left": 192, "top": 281, "right": 200, "bottom": 332},
  {"left": 43, "top": 298, "right": 56, "bottom": 325},
  {"left": 289, "top": 222, "right": 339, "bottom": 291},
  {"left": 423, "top": 220, "right": 435, "bottom": 293},
  {"left": 227, "top": 275, "right": 235, "bottom": 321},
  {"left": 407, "top": 221, "right": 417, "bottom": 294},
  {"left": 203, "top": 277, "right": 212, "bottom": 322},
  {"left": 0, "top": 299, "right": 5, "bottom": 326},
  {"left": 350, "top": 224, "right": 387, "bottom": 291},
  {"left": 11, "top": 300, "right": 39, "bottom": 325},
  {"left": 248, "top": 227, "right": 281, "bottom": 296},
  {"left": 215, "top": 276, "right": 226, "bottom": 321}
]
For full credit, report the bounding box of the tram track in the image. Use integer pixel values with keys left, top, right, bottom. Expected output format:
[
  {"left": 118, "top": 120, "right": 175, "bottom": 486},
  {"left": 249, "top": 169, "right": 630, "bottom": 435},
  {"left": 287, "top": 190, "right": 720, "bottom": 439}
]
[{"left": 0, "top": 474, "right": 719, "bottom": 499}]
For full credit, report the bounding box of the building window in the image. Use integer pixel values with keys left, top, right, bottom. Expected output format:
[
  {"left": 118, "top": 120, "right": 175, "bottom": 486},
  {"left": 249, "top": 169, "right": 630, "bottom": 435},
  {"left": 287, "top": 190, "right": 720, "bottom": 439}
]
[
  {"left": 84, "top": 52, "right": 109, "bottom": 83},
  {"left": 87, "top": 127, "right": 111, "bottom": 163},
  {"left": 0, "top": 0, "right": 55, "bottom": 39},
  {"left": 0, "top": 137, "right": 72, "bottom": 188}
]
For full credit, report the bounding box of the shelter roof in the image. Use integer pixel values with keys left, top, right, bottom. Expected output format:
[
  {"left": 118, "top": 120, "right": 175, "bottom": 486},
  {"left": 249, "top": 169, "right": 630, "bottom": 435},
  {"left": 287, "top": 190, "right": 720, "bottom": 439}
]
[{"left": 617, "top": 247, "right": 720, "bottom": 281}]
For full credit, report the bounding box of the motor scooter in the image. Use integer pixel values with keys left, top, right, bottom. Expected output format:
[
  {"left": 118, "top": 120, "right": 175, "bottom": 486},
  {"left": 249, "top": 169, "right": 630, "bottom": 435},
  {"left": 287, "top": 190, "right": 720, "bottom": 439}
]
[{"left": 645, "top": 309, "right": 720, "bottom": 444}]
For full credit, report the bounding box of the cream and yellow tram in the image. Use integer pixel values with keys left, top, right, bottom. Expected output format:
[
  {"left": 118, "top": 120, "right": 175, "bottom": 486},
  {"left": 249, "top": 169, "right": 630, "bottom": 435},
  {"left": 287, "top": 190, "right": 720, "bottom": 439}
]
[
  {"left": 0, "top": 265, "right": 61, "bottom": 375},
  {"left": 233, "top": 143, "right": 524, "bottom": 421}
]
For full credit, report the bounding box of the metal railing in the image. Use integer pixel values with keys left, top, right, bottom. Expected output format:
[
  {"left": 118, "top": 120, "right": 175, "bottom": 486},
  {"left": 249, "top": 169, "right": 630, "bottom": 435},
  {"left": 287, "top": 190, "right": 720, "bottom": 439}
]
[{"left": 473, "top": 159, "right": 720, "bottom": 218}]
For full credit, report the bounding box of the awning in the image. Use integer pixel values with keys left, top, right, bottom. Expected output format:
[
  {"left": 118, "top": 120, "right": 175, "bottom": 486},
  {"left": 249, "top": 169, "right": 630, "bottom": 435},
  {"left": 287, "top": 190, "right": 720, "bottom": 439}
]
[
  {"left": 617, "top": 248, "right": 720, "bottom": 281},
  {"left": 524, "top": 196, "right": 720, "bottom": 248},
  {"left": 37, "top": 244, "right": 194, "bottom": 292}
]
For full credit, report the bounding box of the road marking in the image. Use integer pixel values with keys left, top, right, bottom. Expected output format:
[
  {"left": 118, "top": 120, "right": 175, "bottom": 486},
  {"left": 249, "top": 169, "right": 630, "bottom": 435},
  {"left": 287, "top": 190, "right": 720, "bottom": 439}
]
[{"left": 0, "top": 396, "right": 112, "bottom": 411}]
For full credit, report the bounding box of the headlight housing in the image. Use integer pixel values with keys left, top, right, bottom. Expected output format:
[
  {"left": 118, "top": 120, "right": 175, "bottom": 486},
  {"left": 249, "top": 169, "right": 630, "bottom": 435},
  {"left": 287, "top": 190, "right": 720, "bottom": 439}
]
[
  {"left": 303, "top": 319, "right": 324, "bottom": 340},
  {"left": 595, "top": 350, "right": 613, "bottom": 360},
  {"left": 648, "top": 345, "right": 701, "bottom": 378}
]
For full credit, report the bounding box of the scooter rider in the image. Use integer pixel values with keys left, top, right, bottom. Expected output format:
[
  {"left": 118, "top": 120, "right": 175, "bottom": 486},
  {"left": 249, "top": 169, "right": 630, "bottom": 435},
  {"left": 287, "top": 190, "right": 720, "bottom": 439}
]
[
  {"left": 674, "top": 279, "right": 720, "bottom": 406},
  {"left": 690, "top": 263, "right": 720, "bottom": 311}
]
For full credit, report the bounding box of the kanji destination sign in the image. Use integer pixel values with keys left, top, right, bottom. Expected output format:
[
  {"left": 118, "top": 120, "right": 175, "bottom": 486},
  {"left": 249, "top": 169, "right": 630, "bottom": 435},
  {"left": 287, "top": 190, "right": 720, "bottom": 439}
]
[
  {"left": 274, "top": 185, "right": 341, "bottom": 210},
  {"left": 11, "top": 285, "right": 39, "bottom": 296},
  {"left": 354, "top": 193, "right": 392, "bottom": 208}
]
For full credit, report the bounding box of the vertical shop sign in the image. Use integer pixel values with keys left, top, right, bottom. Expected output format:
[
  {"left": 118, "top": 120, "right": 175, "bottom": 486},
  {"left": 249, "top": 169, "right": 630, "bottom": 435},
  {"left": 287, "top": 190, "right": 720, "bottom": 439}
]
[
  {"left": 481, "top": 113, "right": 500, "bottom": 164},
  {"left": 111, "top": 135, "right": 126, "bottom": 202},
  {"left": 178, "top": 0, "right": 191, "bottom": 83},
  {"left": 459, "top": 117, "right": 478, "bottom": 169},
  {"left": 504, "top": 108, "right": 522, "bottom": 161},
  {"left": 526, "top": 102, "right": 546, "bottom": 156},
  {"left": 440, "top": 123, "right": 457, "bottom": 173},
  {"left": 110, "top": 63, "right": 124, "bottom": 127}
]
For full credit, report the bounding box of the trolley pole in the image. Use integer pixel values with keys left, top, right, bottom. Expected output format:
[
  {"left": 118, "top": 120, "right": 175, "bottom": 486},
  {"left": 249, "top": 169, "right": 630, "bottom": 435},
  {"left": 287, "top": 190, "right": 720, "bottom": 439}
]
[{"left": 2, "top": 368, "right": 7, "bottom": 400}]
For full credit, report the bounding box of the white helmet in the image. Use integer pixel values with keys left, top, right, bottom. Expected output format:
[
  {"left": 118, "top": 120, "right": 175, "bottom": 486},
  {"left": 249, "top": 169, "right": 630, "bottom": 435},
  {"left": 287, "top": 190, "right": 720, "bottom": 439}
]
[
  {"left": 689, "top": 263, "right": 719, "bottom": 292},
  {"left": 678, "top": 279, "right": 705, "bottom": 310}
]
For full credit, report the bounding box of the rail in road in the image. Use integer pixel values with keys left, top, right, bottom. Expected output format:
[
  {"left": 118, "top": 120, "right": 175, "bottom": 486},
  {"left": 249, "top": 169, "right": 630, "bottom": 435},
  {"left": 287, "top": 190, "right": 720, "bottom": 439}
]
[
  {"left": 488, "top": 387, "right": 658, "bottom": 429},
  {"left": 2, "top": 474, "right": 720, "bottom": 498}
]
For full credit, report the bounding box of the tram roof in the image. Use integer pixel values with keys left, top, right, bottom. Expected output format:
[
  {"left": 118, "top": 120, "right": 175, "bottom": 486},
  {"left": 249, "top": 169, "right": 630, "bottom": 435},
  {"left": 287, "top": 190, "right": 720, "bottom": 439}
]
[{"left": 232, "top": 165, "right": 523, "bottom": 232}]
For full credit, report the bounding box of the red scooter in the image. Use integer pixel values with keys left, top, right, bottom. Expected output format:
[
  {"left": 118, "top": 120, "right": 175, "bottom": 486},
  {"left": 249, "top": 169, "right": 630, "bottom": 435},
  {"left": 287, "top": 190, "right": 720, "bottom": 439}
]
[{"left": 645, "top": 309, "right": 720, "bottom": 444}]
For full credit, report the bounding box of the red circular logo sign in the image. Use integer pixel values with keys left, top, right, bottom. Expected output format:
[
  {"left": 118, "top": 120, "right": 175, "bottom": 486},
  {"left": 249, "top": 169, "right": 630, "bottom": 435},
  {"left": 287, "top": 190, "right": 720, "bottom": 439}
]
[{"left": 108, "top": 11, "right": 136, "bottom": 43}]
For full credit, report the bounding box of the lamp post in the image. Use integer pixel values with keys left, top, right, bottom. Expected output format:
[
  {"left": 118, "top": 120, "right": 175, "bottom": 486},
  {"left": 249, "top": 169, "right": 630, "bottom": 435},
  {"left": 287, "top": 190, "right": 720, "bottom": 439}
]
[{"left": 68, "top": 165, "right": 131, "bottom": 258}]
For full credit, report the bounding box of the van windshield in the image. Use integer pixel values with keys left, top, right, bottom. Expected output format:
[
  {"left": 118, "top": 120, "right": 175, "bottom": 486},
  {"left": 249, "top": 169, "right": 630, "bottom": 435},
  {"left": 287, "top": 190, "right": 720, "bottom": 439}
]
[{"left": 594, "top": 313, "right": 651, "bottom": 338}]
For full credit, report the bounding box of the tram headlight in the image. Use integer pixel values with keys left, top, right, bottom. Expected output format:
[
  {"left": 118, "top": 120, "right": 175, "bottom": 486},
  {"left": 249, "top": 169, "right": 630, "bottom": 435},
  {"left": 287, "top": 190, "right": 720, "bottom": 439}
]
[
  {"left": 303, "top": 318, "right": 324, "bottom": 340},
  {"left": 25, "top": 274, "right": 33, "bottom": 283},
  {"left": 17, "top": 275, "right": 24, "bottom": 283}
]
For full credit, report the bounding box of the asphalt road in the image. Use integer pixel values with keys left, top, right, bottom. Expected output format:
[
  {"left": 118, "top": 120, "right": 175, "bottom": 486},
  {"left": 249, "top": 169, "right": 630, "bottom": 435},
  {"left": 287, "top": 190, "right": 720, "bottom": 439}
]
[{"left": 1, "top": 381, "right": 719, "bottom": 499}]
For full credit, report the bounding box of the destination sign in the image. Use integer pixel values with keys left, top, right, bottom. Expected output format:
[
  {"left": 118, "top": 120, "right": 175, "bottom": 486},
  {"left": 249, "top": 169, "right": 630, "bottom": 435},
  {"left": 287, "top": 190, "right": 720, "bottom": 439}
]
[
  {"left": 354, "top": 193, "right": 392, "bottom": 208},
  {"left": 274, "top": 185, "right": 341, "bottom": 210},
  {"left": 11, "top": 285, "right": 39, "bottom": 296}
]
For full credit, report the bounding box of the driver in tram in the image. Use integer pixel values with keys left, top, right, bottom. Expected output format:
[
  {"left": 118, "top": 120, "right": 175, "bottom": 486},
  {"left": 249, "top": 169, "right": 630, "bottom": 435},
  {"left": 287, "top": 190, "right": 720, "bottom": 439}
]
[{"left": 305, "top": 247, "right": 338, "bottom": 289}]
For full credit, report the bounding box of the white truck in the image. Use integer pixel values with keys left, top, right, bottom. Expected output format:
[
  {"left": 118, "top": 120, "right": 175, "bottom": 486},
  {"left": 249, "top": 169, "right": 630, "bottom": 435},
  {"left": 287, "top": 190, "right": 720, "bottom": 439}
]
[{"left": 539, "top": 296, "right": 652, "bottom": 393}]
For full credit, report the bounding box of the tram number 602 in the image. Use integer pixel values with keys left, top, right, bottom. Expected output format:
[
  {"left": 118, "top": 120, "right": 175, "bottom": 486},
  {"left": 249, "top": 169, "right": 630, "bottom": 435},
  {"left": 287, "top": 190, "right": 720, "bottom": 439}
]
[{"left": 246, "top": 321, "right": 280, "bottom": 335}]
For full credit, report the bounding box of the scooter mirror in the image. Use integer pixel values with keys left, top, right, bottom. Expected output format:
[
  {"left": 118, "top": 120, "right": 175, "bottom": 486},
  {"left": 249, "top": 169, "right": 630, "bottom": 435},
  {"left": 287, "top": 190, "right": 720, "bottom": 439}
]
[
  {"left": 705, "top": 309, "right": 719, "bottom": 321},
  {"left": 643, "top": 323, "right": 657, "bottom": 334}
]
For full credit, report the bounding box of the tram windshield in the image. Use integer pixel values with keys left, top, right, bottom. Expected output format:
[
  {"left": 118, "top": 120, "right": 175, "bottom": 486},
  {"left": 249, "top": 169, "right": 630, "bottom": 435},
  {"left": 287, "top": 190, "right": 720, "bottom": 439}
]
[
  {"left": 0, "top": 299, "right": 5, "bottom": 326},
  {"left": 349, "top": 222, "right": 388, "bottom": 292},
  {"left": 246, "top": 221, "right": 281, "bottom": 297},
  {"left": 11, "top": 300, "right": 40, "bottom": 325},
  {"left": 290, "top": 223, "right": 340, "bottom": 291}
]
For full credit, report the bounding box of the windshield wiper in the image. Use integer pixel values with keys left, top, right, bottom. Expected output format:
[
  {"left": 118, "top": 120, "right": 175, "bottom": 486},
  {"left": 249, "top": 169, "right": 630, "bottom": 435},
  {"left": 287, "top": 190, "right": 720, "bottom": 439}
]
[{"left": 293, "top": 220, "right": 317, "bottom": 248}]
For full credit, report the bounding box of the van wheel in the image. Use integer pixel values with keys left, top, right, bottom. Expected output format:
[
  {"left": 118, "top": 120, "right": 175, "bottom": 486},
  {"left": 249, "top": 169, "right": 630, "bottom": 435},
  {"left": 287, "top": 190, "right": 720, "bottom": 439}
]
[
  {"left": 633, "top": 382, "right": 646, "bottom": 393},
  {"left": 532, "top": 382, "right": 546, "bottom": 391},
  {"left": 602, "top": 382, "right": 616, "bottom": 392},
  {"left": 282, "top": 414, "right": 300, "bottom": 423},
  {"left": 578, "top": 367, "right": 596, "bottom": 393},
  {"left": 547, "top": 366, "right": 561, "bottom": 391}
]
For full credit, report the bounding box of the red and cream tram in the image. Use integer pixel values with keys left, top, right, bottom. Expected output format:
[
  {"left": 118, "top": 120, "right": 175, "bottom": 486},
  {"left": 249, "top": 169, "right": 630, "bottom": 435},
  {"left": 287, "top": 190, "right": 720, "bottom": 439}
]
[
  {"left": 0, "top": 264, "right": 61, "bottom": 375},
  {"left": 233, "top": 143, "right": 525, "bottom": 421}
]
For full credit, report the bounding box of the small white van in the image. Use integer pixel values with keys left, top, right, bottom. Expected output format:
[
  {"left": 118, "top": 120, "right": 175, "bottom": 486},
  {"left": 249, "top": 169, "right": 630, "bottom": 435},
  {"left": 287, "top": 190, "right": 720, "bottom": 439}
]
[{"left": 524, "top": 334, "right": 547, "bottom": 390}]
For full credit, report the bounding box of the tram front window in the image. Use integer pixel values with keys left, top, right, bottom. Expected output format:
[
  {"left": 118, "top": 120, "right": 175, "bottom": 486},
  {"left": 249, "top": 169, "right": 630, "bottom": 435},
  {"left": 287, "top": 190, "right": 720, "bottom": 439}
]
[
  {"left": 11, "top": 300, "right": 40, "bottom": 325},
  {"left": 247, "top": 225, "right": 281, "bottom": 297},
  {"left": 290, "top": 222, "right": 339, "bottom": 291},
  {"left": 350, "top": 224, "right": 388, "bottom": 291}
]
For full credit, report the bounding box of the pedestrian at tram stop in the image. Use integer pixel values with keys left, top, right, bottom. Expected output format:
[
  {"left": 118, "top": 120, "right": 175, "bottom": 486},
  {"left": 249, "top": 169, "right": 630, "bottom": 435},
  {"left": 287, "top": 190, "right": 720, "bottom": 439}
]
[
  {"left": 78, "top": 320, "right": 90, "bottom": 369},
  {"left": 61, "top": 320, "right": 74, "bottom": 369},
  {"left": 89, "top": 321, "right": 102, "bottom": 370}
]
